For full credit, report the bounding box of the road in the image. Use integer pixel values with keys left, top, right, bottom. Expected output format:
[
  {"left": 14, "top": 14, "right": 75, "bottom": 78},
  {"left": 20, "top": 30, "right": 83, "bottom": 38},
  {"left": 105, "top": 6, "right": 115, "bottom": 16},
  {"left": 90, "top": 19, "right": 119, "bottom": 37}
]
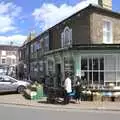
[{"left": 0, "top": 104, "right": 120, "bottom": 120}]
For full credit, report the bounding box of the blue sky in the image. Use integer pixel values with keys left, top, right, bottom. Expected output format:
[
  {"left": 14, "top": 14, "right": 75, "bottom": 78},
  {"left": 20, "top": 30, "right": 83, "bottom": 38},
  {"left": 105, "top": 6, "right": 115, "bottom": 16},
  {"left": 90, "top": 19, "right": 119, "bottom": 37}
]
[{"left": 0, "top": 0, "right": 119, "bottom": 46}]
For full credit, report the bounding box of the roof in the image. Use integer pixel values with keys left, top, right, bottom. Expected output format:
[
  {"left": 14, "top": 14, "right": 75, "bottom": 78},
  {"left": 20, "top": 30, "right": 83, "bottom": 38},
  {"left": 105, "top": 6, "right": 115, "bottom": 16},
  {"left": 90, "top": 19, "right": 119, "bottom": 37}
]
[
  {"left": 23, "top": 4, "right": 120, "bottom": 46},
  {"left": 0, "top": 45, "right": 19, "bottom": 51},
  {"left": 44, "top": 44, "right": 120, "bottom": 55}
]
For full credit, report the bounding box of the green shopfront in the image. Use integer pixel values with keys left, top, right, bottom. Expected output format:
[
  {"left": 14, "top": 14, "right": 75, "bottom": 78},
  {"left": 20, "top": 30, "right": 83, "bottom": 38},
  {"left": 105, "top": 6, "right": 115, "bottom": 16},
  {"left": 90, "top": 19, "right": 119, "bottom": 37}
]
[{"left": 45, "top": 48, "right": 120, "bottom": 87}]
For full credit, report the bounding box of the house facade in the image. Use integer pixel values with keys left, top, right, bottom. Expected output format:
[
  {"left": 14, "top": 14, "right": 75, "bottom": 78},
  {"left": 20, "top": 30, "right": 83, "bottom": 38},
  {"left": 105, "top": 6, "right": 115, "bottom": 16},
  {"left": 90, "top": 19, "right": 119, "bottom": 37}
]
[
  {"left": 0, "top": 45, "right": 19, "bottom": 75},
  {"left": 20, "top": 4, "right": 120, "bottom": 87}
]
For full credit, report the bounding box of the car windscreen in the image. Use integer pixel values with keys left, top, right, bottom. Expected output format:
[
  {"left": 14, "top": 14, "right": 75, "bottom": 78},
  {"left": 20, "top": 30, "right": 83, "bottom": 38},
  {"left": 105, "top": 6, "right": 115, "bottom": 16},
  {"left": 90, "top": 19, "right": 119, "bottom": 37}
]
[{"left": 2, "top": 76, "right": 17, "bottom": 82}]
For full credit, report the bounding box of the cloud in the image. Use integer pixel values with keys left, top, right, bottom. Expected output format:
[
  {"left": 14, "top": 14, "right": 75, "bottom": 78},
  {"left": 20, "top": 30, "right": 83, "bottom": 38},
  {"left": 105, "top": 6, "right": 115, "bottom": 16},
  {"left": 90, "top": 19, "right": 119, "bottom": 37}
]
[
  {"left": 0, "top": 35, "right": 27, "bottom": 46},
  {"left": 0, "top": 2, "right": 22, "bottom": 33},
  {"left": 32, "top": 0, "right": 99, "bottom": 31}
]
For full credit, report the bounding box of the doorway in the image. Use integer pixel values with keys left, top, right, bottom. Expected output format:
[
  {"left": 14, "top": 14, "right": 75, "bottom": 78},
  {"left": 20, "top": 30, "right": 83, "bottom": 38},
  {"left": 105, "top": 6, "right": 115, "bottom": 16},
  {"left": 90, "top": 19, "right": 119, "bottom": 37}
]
[{"left": 55, "top": 64, "right": 61, "bottom": 87}]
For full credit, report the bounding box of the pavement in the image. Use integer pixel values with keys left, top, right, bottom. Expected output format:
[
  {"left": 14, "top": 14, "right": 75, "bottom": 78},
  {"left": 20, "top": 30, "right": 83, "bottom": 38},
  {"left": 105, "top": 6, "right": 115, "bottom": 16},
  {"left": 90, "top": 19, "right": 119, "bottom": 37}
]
[{"left": 0, "top": 94, "right": 120, "bottom": 111}]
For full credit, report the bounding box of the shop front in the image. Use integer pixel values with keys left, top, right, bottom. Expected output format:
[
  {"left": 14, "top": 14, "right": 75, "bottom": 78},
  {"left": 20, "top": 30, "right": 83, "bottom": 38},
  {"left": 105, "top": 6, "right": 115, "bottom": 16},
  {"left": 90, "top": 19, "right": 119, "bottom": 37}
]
[{"left": 45, "top": 48, "right": 120, "bottom": 87}]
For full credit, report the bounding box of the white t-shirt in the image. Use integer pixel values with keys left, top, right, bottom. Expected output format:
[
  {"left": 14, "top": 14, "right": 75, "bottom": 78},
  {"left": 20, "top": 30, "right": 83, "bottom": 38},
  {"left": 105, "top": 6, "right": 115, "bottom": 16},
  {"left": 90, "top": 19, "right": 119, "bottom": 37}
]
[{"left": 64, "top": 77, "right": 72, "bottom": 93}]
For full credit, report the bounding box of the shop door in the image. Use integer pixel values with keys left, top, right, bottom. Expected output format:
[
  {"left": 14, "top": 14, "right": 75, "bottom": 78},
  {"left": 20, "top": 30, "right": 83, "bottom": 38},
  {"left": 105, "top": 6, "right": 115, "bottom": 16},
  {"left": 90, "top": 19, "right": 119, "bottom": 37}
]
[{"left": 55, "top": 64, "right": 61, "bottom": 87}]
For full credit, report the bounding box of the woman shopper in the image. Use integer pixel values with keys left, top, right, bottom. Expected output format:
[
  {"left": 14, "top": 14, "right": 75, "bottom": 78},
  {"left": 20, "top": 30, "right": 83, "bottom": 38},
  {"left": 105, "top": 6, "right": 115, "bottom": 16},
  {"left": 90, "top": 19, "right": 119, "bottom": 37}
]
[{"left": 75, "top": 76, "right": 82, "bottom": 104}]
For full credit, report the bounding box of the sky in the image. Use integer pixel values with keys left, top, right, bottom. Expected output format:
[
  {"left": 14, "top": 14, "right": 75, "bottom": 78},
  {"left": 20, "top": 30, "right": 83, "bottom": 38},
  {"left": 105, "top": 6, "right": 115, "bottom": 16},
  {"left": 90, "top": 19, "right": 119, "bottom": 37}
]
[{"left": 0, "top": 0, "right": 119, "bottom": 46}]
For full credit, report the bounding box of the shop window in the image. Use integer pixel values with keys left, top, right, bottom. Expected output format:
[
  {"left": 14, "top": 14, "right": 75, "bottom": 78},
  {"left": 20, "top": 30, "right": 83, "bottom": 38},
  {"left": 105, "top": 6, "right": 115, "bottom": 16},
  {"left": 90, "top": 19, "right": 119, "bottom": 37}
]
[
  {"left": 117, "top": 82, "right": 120, "bottom": 86},
  {"left": 100, "top": 58, "right": 104, "bottom": 70},
  {"left": 93, "top": 58, "right": 98, "bottom": 70},
  {"left": 81, "top": 56, "right": 105, "bottom": 85},
  {"left": 100, "top": 72, "right": 104, "bottom": 84},
  {"left": 93, "top": 72, "right": 99, "bottom": 84},
  {"left": 89, "top": 58, "right": 92, "bottom": 70},
  {"left": 81, "top": 58, "right": 87, "bottom": 70},
  {"left": 64, "top": 57, "right": 74, "bottom": 73},
  {"left": 48, "top": 60, "right": 54, "bottom": 74},
  {"left": 89, "top": 72, "right": 92, "bottom": 84}
]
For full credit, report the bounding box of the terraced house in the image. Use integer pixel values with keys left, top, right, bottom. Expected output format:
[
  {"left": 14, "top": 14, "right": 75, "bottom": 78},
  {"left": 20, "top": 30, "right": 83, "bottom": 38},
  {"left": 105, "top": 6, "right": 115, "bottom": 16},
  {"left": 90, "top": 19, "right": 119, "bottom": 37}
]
[
  {"left": 0, "top": 45, "right": 19, "bottom": 76},
  {"left": 20, "top": 0, "right": 120, "bottom": 87}
]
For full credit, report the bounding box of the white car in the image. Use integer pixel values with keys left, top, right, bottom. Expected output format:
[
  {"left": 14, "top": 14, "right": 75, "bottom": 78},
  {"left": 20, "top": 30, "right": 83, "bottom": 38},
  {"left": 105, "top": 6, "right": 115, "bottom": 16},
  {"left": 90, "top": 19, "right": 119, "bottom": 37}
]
[{"left": 0, "top": 75, "right": 30, "bottom": 93}]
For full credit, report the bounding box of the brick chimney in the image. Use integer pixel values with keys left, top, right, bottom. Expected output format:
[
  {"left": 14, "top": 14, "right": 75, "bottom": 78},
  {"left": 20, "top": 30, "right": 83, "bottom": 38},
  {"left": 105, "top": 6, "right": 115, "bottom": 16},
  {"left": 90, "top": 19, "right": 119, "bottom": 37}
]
[{"left": 98, "top": 0, "right": 112, "bottom": 10}]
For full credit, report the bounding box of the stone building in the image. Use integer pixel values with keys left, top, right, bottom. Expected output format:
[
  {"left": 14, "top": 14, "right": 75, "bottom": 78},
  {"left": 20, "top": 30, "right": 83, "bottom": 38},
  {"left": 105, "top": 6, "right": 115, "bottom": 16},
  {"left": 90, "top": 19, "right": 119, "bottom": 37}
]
[
  {"left": 0, "top": 45, "right": 19, "bottom": 75},
  {"left": 20, "top": 1, "right": 120, "bottom": 87}
]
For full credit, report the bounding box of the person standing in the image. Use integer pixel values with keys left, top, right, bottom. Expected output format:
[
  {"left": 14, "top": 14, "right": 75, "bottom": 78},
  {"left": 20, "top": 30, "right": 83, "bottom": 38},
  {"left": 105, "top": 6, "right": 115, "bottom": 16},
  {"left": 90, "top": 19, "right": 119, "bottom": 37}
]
[
  {"left": 75, "top": 76, "right": 82, "bottom": 103},
  {"left": 64, "top": 72, "right": 72, "bottom": 105}
]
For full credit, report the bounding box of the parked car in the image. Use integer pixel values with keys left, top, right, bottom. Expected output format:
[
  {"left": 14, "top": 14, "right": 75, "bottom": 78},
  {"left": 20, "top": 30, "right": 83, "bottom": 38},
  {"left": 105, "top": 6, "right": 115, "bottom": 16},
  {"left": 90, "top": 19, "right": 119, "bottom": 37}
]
[{"left": 0, "top": 75, "right": 30, "bottom": 93}]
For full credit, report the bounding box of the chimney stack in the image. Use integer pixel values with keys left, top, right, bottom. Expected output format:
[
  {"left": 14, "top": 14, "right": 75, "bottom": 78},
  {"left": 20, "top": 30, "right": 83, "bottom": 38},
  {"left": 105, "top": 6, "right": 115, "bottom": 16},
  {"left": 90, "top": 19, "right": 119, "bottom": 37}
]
[{"left": 98, "top": 0, "right": 112, "bottom": 10}]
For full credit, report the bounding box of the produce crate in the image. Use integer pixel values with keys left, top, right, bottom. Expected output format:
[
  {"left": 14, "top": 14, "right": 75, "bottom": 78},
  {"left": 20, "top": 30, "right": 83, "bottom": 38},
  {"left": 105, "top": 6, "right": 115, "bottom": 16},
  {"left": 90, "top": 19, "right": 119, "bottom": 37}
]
[
  {"left": 24, "top": 89, "right": 37, "bottom": 100},
  {"left": 101, "top": 96, "right": 111, "bottom": 102},
  {"left": 93, "top": 95, "right": 102, "bottom": 101},
  {"left": 36, "top": 86, "right": 44, "bottom": 99},
  {"left": 114, "top": 96, "right": 120, "bottom": 102}
]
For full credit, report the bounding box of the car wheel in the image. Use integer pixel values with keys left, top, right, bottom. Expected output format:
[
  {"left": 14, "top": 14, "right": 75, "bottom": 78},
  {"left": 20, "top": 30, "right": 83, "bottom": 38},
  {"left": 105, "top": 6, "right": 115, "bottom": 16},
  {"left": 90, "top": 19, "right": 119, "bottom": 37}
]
[{"left": 17, "top": 86, "right": 25, "bottom": 94}]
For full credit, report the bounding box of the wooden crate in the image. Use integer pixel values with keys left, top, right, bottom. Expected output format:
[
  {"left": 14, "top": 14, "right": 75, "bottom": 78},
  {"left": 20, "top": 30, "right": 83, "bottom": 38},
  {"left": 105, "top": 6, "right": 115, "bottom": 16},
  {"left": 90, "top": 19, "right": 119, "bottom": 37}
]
[
  {"left": 101, "top": 96, "right": 111, "bottom": 102},
  {"left": 92, "top": 95, "right": 102, "bottom": 101},
  {"left": 114, "top": 96, "right": 120, "bottom": 102}
]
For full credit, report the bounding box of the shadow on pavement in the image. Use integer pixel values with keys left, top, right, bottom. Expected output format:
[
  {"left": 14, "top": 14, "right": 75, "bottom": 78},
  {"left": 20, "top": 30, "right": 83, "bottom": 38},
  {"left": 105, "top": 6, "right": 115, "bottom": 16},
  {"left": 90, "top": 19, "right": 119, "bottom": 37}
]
[
  {"left": 0, "top": 92, "right": 17, "bottom": 96},
  {"left": 38, "top": 99, "right": 76, "bottom": 105}
]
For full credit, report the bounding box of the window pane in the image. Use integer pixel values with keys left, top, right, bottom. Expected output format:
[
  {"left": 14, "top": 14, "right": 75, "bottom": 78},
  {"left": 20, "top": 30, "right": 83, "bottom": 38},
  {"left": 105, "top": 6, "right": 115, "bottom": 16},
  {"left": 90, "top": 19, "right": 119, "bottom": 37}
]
[
  {"left": 1, "top": 51, "right": 6, "bottom": 56},
  {"left": 104, "top": 72, "right": 116, "bottom": 82},
  {"left": 107, "top": 31, "right": 111, "bottom": 42},
  {"left": 116, "top": 56, "right": 120, "bottom": 71},
  {"left": 2, "top": 59, "right": 6, "bottom": 64},
  {"left": 65, "top": 30, "right": 69, "bottom": 45},
  {"left": 100, "top": 72, "right": 104, "bottom": 84},
  {"left": 104, "top": 21, "right": 111, "bottom": 31},
  {"left": 93, "top": 72, "right": 98, "bottom": 84},
  {"left": 93, "top": 58, "right": 98, "bottom": 70},
  {"left": 100, "top": 58, "right": 104, "bottom": 70},
  {"left": 104, "top": 56, "right": 116, "bottom": 71},
  {"left": 116, "top": 72, "right": 120, "bottom": 82},
  {"left": 103, "top": 20, "right": 112, "bottom": 43},
  {"left": 81, "top": 58, "right": 87, "bottom": 70},
  {"left": 48, "top": 60, "right": 54, "bottom": 72},
  {"left": 89, "top": 72, "right": 92, "bottom": 84},
  {"left": 89, "top": 58, "right": 92, "bottom": 70}
]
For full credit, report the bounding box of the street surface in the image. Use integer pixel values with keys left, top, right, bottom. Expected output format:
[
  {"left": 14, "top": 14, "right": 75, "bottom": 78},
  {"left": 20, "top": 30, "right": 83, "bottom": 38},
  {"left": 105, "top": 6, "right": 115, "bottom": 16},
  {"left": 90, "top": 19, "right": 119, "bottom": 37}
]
[{"left": 0, "top": 104, "right": 120, "bottom": 120}]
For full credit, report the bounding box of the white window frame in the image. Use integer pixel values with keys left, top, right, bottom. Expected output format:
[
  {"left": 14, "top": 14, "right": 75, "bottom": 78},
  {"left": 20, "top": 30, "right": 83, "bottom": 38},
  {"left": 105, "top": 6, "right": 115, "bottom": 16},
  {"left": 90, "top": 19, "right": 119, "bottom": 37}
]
[
  {"left": 61, "top": 26, "right": 72, "bottom": 47},
  {"left": 1, "top": 50, "right": 6, "bottom": 56},
  {"left": 103, "top": 20, "right": 113, "bottom": 44},
  {"left": 44, "top": 35, "right": 49, "bottom": 50}
]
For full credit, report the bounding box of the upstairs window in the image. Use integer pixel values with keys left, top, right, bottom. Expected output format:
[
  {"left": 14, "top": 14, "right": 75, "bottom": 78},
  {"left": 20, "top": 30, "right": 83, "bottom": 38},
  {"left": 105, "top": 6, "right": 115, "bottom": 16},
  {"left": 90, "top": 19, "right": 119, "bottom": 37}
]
[
  {"left": 31, "top": 44, "right": 34, "bottom": 53},
  {"left": 1, "top": 51, "right": 6, "bottom": 56},
  {"left": 2, "top": 58, "right": 6, "bottom": 64},
  {"left": 44, "top": 35, "right": 49, "bottom": 51},
  {"left": 103, "top": 20, "right": 113, "bottom": 44},
  {"left": 61, "top": 26, "right": 72, "bottom": 47}
]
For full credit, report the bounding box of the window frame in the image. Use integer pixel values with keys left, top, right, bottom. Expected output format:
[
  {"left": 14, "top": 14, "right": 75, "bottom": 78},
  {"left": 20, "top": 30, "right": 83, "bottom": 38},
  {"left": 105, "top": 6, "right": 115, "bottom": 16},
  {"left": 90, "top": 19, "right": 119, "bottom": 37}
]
[
  {"left": 61, "top": 26, "right": 72, "bottom": 48},
  {"left": 103, "top": 19, "right": 113, "bottom": 44},
  {"left": 1, "top": 58, "right": 6, "bottom": 64}
]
